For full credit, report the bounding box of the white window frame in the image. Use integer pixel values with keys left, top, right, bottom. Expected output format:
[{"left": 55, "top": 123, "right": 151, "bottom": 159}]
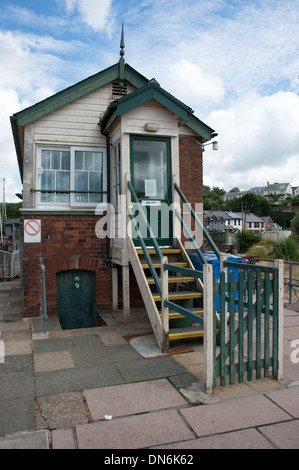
[
  {"left": 112, "top": 142, "right": 122, "bottom": 207},
  {"left": 36, "top": 145, "right": 107, "bottom": 209}
]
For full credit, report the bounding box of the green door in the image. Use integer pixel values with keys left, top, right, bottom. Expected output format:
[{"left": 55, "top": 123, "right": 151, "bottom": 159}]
[
  {"left": 56, "top": 270, "right": 96, "bottom": 330},
  {"left": 130, "top": 136, "right": 172, "bottom": 246}
]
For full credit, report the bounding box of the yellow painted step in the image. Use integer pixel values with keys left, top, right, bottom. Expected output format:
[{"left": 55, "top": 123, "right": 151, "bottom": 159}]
[
  {"left": 169, "top": 327, "right": 220, "bottom": 341},
  {"left": 153, "top": 290, "right": 203, "bottom": 302},
  {"left": 169, "top": 327, "right": 204, "bottom": 340},
  {"left": 162, "top": 310, "right": 203, "bottom": 320},
  {"left": 147, "top": 276, "right": 195, "bottom": 285},
  {"left": 141, "top": 262, "right": 188, "bottom": 269},
  {"left": 137, "top": 248, "right": 181, "bottom": 255}
]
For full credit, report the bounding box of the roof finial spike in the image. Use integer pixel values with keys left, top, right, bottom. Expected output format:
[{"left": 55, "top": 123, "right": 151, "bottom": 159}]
[{"left": 120, "top": 23, "right": 125, "bottom": 59}]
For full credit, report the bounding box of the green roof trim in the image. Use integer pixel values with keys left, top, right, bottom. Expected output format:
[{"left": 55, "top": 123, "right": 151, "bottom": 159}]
[
  {"left": 100, "top": 82, "right": 215, "bottom": 139},
  {"left": 12, "top": 63, "right": 150, "bottom": 127}
]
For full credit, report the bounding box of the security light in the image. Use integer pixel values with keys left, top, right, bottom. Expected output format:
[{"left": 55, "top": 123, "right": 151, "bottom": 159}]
[{"left": 195, "top": 140, "right": 218, "bottom": 152}]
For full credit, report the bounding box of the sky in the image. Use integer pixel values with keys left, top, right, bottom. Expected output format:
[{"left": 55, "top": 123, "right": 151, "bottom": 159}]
[{"left": 0, "top": 0, "right": 299, "bottom": 202}]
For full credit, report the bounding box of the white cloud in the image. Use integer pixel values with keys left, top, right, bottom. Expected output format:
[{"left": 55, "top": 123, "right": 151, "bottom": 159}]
[
  {"left": 163, "top": 59, "right": 225, "bottom": 109},
  {"left": 204, "top": 91, "right": 299, "bottom": 191},
  {"left": 63, "top": 0, "right": 113, "bottom": 31}
]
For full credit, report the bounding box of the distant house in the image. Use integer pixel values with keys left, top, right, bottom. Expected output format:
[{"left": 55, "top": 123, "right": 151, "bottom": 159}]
[
  {"left": 294, "top": 187, "right": 299, "bottom": 197},
  {"left": 222, "top": 190, "right": 247, "bottom": 202},
  {"left": 222, "top": 182, "right": 294, "bottom": 202},
  {"left": 263, "top": 182, "right": 293, "bottom": 200},
  {"left": 260, "top": 216, "right": 282, "bottom": 232},
  {"left": 242, "top": 213, "right": 264, "bottom": 233}
]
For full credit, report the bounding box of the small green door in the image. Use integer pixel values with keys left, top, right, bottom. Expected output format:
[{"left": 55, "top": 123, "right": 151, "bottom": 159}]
[
  {"left": 56, "top": 270, "right": 96, "bottom": 330},
  {"left": 130, "top": 136, "right": 172, "bottom": 246}
]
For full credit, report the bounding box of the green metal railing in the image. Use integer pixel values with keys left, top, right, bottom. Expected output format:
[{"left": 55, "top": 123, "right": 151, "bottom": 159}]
[
  {"left": 174, "top": 183, "right": 221, "bottom": 260},
  {"left": 127, "top": 181, "right": 162, "bottom": 297}
]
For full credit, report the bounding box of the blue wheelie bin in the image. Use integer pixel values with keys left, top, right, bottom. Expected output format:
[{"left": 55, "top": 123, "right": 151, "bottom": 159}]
[{"left": 188, "top": 251, "right": 244, "bottom": 312}]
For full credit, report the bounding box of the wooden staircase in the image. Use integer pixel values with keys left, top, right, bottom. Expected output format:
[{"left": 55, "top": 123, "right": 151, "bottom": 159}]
[{"left": 136, "top": 243, "right": 205, "bottom": 344}]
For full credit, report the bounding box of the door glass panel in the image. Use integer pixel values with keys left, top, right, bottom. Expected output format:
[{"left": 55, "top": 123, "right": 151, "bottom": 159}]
[{"left": 132, "top": 139, "right": 168, "bottom": 199}]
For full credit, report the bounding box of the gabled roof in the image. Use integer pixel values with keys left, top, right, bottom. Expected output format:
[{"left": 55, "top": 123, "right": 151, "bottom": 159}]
[
  {"left": 11, "top": 62, "right": 150, "bottom": 127},
  {"left": 99, "top": 82, "right": 215, "bottom": 140}
]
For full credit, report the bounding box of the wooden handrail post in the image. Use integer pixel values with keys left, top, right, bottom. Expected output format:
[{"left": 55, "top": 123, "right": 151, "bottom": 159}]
[
  {"left": 275, "top": 259, "right": 284, "bottom": 380},
  {"left": 204, "top": 263, "right": 214, "bottom": 394}
]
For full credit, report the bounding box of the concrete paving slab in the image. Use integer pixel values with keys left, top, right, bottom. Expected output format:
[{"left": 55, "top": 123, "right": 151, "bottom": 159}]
[
  {"left": 35, "top": 364, "right": 124, "bottom": 396},
  {"left": 84, "top": 379, "right": 188, "bottom": 420},
  {"left": 96, "top": 329, "right": 128, "bottom": 346},
  {"left": 0, "top": 372, "right": 34, "bottom": 399},
  {"left": 282, "top": 355, "right": 299, "bottom": 383},
  {"left": 168, "top": 372, "right": 200, "bottom": 389},
  {"left": 0, "top": 396, "right": 34, "bottom": 436},
  {"left": 76, "top": 409, "right": 194, "bottom": 449},
  {"left": 51, "top": 429, "right": 76, "bottom": 449},
  {"left": 180, "top": 394, "right": 291, "bottom": 437},
  {"left": 154, "top": 428, "right": 275, "bottom": 449},
  {"left": 34, "top": 351, "right": 74, "bottom": 372},
  {"left": 0, "top": 354, "right": 32, "bottom": 375},
  {"left": 32, "top": 317, "right": 62, "bottom": 333},
  {"left": 1, "top": 329, "right": 31, "bottom": 342},
  {"left": 4, "top": 340, "right": 32, "bottom": 356},
  {"left": 128, "top": 334, "right": 166, "bottom": 358},
  {"left": 33, "top": 334, "right": 102, "bottom": 353},
  {"left": 35, "top": 392, "right": 89, "bottom": 429},
  {"left": 0, "top": 430, "right": 50, "bottom": 449},
  {"left": 71, "top": 343, "right": 141, "bottom": 367},
  {"left": 265, "top": 385, "right": 299, "bottom": 418},
  {"left": 116, "top": 356, "right": 189, "bottom": 383},
  {"left": 259, "top": 420, "right": 299, "bottom": 449},
  {"left": 0, "top": 320, "right": 30, "bottom": 332},
  {"left": 284, "top": 325, "right": 299, "bottom": 340}
]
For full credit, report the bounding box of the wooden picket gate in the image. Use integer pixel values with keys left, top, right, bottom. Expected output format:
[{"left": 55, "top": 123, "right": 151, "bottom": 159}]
[{"left": 204, "top": 259, "right": 284, "bottom": 393}]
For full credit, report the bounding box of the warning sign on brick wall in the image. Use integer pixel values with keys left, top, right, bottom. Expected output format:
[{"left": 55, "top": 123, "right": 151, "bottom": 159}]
[{"left": 24, "top": 220, "right": 41, "bottom": 243}]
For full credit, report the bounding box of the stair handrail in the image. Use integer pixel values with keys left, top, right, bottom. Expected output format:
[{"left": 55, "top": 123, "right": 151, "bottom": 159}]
[
  {"left": 174, "top": 183, "right": 221, "bottom": 260},
  {"left": 174, "top": 208, "right": 207, "bottom": 267},
  {"left": 127, "top": 180, "right": 163, "bottom": 297},
  {"left": 127, "top": 208, "right": 162, "bottom": 297}
]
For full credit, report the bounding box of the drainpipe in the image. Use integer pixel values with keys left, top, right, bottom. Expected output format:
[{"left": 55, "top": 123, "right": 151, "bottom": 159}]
[{"left": 98, "top": 106, "right": 120, "bottom": 269}]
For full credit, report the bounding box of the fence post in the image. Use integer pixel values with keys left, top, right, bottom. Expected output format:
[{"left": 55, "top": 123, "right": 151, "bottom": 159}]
[
  {"left": 275, "top": 259, "right": 284, "bottom": 380},
  {"left": 220, "top": 253, "right": 228, "bottom": 341},
  {"left": 204, "top": 263, "right": 214, "bottom": 394}
]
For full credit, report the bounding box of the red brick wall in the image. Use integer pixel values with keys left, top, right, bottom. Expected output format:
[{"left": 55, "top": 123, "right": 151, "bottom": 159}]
[
  {"left": 179, "top": 135, "right": 204, "bottom": 247},
  {"left": 22, "top": 214, "right": 112, "bottom": 317},
  {"left": 179, "top": 135, "right": 203, "bottom": 205}
]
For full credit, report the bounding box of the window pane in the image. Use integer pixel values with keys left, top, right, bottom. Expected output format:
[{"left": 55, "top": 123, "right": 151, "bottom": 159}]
[
  {"left": 57, "top": 171, "right": 70, "bottom": 191},
  {"left": 52, "top": 151, "right": 60, "bottom": 170},
  {"left": 41, "top": 150, "right": 51, "bottom": 169},
  {"left": 75, "top": 171, "right": 88, "bottom": 190},
  {"left": 75, "top": 151, "right": 83, "bottom": 170},
  {"left": 89, "top": 172, "right": 101, "bottom": 191},
  {"left": 85, "top": 152, "right": 93, "bottom": 170},
  {"left": 41, "top": 170, "right": 54, "bottom": 202},
  {"left": 61, "top": 151, "right": 70, "bottom": 170},
  {"left": 94, "top": 152, "right": 102, "bottom": 171}
]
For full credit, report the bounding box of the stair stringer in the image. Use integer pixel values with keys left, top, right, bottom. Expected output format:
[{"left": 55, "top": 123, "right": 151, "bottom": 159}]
[
  {"left": 173, "top": 237, "right": 204, "bottom": 292},
  {"left": 128, "top": 237, "right": 169, "bottom": 353}
]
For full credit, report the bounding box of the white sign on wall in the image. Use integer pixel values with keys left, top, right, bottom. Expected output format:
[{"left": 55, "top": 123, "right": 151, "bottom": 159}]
[{"left": 24, "top": 220, "right": 41, "bottom": 243}]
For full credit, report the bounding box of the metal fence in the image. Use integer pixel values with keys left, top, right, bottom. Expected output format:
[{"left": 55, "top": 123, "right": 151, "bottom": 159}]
[
  {"left": 253, "top": 258, "right": 299, "bottom": 304},
  {"left": 0, "top": 250, "right": 20, "bottom": 278}
]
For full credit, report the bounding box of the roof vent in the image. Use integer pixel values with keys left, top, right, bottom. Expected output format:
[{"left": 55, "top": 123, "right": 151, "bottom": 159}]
[{"left": 112, "top": 81, "right": 128, "bottom": 96}]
